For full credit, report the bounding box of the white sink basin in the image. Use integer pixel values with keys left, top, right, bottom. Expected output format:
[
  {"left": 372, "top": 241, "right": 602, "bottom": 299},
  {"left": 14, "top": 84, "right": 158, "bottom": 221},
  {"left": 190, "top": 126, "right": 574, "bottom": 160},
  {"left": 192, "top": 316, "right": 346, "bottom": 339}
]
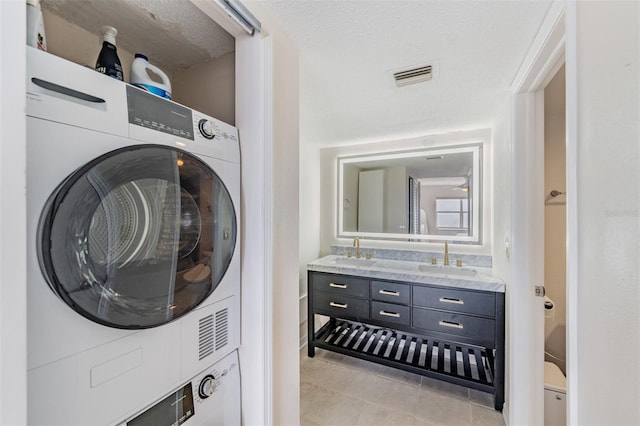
[
  {"left": 331, "top": 257, "right": 377, "bottom": 267},
  {"left": 417, "top": 264, "right": 477, "bottom": 277}
]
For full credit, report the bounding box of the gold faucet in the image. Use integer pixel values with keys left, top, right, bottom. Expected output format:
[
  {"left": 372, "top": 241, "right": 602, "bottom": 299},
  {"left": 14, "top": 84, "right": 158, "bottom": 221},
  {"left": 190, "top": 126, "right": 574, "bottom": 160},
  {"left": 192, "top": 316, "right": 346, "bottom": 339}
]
[
  {"left": 444, "top": 240, "right": 449, "bottom": 266},
  {"left": 353, "top": 237, "right": 361, "bottom": 259}
]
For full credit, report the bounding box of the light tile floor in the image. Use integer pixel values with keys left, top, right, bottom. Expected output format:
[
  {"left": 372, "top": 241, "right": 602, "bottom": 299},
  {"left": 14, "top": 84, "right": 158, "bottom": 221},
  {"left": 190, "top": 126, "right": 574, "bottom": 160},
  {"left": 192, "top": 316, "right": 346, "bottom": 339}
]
[{"left": 301, "top": 348, "right": 505, "bottom": 426}]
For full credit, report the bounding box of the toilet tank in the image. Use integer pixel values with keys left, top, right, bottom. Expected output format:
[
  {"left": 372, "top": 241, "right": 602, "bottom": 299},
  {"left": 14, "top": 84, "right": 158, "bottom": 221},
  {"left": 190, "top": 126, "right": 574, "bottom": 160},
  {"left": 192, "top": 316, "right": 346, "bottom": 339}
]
[{"left": 544, "top": 361, "right": 566, "bottom": 426}]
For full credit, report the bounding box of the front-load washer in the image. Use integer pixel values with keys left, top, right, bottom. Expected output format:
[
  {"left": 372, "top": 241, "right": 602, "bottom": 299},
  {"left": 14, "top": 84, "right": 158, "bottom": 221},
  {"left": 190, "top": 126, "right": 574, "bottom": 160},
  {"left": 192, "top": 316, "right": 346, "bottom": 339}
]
[{"left": 26, "top": 47, "right": 241, "bottom": 425}]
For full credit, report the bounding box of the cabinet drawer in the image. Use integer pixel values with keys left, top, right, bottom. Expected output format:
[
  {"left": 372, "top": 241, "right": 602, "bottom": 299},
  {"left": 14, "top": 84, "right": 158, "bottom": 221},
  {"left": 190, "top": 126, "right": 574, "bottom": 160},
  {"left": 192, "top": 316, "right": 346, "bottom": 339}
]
[
  {"left": 371, "top": 301, "right": 410, "bottom": 326},
  {"left": 311, "top": 273, "right": 369, "bottom": 298},
  {"left": 413, "top": 285, "right": 495, "bottom": 317},
  {"left": 413, "top": 308, "right": 495, "bottom": 344},
  {"left": 371, "top": 281, "right": 410, "bottom": 305},
  {"left": 313, "top": 291, "right": 369, "bottom": 320}
]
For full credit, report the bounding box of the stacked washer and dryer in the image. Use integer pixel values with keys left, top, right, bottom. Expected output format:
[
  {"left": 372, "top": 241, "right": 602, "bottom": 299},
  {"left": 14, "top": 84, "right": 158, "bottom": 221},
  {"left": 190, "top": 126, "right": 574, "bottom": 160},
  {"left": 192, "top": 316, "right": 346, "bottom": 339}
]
[{"left": 26, "top": 47, "right": 241, "bottom": 425}]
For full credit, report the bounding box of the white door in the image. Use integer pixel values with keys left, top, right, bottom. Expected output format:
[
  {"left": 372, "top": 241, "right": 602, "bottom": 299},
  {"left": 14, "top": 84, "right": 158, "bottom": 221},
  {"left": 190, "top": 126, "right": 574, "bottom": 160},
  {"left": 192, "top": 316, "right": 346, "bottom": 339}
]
[
  {"left": 510, "top": 92, "right": 546, "bottom": 426},
  {"left": 358, "top": 169, "right": 385, "bottom": 232}
]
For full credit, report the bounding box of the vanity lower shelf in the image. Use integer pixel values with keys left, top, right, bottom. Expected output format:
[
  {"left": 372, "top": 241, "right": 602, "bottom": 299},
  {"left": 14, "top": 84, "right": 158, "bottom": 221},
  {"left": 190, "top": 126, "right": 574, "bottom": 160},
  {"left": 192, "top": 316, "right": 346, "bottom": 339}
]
[{"left": 314, "top": 318, "right": 496, "bottom": 391}]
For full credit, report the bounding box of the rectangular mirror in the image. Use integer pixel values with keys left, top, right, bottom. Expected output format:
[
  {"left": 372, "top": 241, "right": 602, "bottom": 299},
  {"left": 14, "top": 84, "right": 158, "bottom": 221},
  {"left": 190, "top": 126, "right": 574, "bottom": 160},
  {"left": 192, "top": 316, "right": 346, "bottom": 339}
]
[{"left": 337, "top": 143, "right": 482, "bottom": 243}]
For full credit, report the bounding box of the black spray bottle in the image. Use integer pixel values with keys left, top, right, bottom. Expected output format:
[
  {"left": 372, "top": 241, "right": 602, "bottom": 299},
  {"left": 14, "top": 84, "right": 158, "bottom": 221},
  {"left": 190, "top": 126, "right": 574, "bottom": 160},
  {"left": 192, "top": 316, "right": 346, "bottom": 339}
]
[{"left": 95, "top": 26, "right": 123, "bottom": 81}]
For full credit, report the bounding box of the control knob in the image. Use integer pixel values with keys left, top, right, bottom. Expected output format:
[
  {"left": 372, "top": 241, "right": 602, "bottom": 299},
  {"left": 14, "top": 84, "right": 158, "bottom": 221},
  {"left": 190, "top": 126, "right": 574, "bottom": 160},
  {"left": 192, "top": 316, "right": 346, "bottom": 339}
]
[
  {"left": 198, "top": 119, "right": 215, "bottom": 140},
  {"left": 198, "top": 374, "right": 217, "bottom": 399}
]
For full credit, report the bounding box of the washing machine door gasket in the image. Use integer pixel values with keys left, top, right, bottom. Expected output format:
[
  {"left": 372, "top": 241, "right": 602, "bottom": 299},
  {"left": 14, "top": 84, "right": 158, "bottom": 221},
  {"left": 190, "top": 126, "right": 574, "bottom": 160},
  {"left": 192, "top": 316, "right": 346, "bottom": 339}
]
[{"left": 38, "top": 144, "right": 237, "bottom": 329}]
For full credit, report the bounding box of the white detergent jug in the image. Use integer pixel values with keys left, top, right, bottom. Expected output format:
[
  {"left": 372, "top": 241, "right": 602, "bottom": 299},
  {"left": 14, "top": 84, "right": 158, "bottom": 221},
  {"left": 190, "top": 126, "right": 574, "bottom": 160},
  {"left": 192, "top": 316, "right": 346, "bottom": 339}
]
[{"left": 130, "top": 53, "right": 172, "bottom": 100}]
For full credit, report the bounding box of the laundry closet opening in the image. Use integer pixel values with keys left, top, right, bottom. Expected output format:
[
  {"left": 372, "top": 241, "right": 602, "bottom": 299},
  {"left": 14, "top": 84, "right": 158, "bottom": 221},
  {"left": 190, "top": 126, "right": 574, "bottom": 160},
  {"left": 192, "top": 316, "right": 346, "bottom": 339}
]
[
  {"left": 25, "top": 1, "right": 253, "bottom": 424},
  {"left": 38, "top": 0, "right": 236, "bottom": 123}
]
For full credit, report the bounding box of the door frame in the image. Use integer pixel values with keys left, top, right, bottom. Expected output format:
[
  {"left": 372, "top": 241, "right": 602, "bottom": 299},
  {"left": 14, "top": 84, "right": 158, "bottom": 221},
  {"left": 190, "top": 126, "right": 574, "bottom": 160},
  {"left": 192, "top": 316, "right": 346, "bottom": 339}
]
[
  {"left": 235, "top": 32, "right": 274, "bottom": 426},
  {"left": 508, "top": 2, "right": 569, "bottom": 424},
  {"left": 0, "top": 1, "right": 27, "bottom": 424},
  {"left": 564, "top": 4, "right": 579, "bottom": 422}
]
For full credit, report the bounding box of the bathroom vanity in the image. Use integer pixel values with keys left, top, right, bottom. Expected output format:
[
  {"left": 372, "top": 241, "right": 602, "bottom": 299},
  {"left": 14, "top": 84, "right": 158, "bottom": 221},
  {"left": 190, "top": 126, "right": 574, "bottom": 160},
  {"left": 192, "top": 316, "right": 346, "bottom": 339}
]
[{"left": 307, "top": 255, "right": 505, "bottom": 411}]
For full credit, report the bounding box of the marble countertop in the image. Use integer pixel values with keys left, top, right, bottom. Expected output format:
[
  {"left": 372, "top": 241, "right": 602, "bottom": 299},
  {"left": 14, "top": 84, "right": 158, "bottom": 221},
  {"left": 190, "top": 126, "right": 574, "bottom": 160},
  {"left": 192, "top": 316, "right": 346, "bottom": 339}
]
[{"left": 307, "top": 255, "right": 505, "bottom": 293}]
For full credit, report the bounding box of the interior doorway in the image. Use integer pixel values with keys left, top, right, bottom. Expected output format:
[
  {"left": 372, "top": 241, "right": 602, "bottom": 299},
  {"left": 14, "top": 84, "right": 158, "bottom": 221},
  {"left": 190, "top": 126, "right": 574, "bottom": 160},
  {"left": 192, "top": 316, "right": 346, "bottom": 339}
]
[
  {"left": 507, "top": 3, "right": 567, "bottom": 424},
  {"left": 542, "top": 65, "right": 568, "bottom": 425},
  {"left": 543, "top": 66, "right": 567, "bottom": 373}
]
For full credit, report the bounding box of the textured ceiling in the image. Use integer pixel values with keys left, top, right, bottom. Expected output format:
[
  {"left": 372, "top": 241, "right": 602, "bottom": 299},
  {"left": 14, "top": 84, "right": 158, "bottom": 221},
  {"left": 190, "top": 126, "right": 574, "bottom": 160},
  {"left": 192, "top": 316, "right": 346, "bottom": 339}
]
[
  {"left": 41, "top": 0, "right": 235, "bottom": 73},
  {"left": 245, "top": 0, "right": 553, "bottom": 146}
]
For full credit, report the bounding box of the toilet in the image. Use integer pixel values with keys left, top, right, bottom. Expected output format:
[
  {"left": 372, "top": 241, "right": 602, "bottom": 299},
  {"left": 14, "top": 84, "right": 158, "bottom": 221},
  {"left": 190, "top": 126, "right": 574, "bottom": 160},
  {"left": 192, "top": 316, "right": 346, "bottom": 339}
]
[{"left": 544, "top": 361, "right": 567, "bottom": 425}]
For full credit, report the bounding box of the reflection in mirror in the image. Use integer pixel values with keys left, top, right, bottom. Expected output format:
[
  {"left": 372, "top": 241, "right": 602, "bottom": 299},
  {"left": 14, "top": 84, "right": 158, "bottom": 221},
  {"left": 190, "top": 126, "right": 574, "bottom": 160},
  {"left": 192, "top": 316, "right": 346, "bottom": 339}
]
[{"left": 338, "top": 143, "right": 481, "bottom": 243}]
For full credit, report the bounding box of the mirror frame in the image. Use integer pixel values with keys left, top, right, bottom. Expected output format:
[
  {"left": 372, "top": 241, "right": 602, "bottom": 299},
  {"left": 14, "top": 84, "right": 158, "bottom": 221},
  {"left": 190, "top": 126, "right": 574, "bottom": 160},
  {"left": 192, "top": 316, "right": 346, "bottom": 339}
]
[{"left": 337, "top": 143, "right": 482, "bottom": 243}]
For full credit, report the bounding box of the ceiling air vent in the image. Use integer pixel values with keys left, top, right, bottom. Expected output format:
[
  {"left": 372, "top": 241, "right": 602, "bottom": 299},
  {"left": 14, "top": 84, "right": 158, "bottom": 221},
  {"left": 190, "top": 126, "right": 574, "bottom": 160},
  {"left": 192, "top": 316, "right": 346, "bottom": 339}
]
[{"left": 392, "top": 64, "right": 433, "bottom": 87}]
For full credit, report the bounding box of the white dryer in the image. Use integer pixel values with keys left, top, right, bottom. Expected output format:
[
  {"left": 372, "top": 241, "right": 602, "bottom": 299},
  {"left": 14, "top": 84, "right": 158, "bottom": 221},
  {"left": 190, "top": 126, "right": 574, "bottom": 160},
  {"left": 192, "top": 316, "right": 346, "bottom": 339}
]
[{"left": 26, "top": 47, "right": 241, "bottom": 425}]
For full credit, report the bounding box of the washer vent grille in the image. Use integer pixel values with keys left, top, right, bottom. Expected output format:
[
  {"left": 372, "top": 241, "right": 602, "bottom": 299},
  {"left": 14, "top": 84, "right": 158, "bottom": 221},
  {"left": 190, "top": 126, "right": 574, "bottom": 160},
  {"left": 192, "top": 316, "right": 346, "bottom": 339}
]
[
  {"left": 198, "top": 308, "right": 230, "bottom": 361},
  {"left": 198, "top": 314, "right": 215, "bottom": 360},
  {"left": 393, "top": 65, "right": 433, "bottom": 87},
  {"left": 215, "top": 308, "right": 229, "bottom": 351}
]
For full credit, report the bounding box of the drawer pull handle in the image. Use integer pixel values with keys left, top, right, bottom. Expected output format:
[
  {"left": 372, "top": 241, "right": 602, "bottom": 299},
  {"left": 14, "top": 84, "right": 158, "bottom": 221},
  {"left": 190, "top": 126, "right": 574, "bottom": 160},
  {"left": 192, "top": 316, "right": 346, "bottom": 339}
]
[
  {"left": 379, "top": 310, "right": 400, "bottom": 318},
  {"left": 439, "top": 320, "right": 464, "bottom": 329},
  {"left": 379, "top": 289, "right": 400, "bottom": 296},
  {"left": 329, "top": 302, "right": 348, "bottom": 309},
  {"left": 439, "top": 297, "right": 464, "bottom": 305},
  {"left": 329, "top": 283, "right": 348, "bottom": 289}
]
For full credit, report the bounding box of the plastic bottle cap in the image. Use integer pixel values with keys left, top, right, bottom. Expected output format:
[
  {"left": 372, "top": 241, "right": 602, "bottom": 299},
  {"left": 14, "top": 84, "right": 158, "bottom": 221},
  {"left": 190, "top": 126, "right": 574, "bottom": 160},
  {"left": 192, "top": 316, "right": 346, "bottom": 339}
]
[
  {"left": 101, "top": 25, "right": 118, "bottom": 45},
  {"left": 135, "top": 53, "right": 149, "bottom": 60},
  {"left": 26, "top": 0, "right": 39, "bottom": 6}
]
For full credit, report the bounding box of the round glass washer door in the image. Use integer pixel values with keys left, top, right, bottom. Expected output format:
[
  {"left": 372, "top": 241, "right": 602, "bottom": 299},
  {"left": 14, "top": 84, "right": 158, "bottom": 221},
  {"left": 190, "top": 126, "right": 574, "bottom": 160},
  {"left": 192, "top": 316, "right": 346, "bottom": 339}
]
[{"left": 38, "top": 145, "right": 237, "bottom": 329}]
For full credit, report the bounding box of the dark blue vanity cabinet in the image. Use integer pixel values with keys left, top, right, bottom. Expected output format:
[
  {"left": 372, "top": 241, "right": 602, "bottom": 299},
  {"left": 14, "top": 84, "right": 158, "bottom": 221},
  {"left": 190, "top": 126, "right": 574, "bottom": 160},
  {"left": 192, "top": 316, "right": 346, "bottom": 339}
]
[{"left": 307, "top": 271, "right": 505, "bottom": 411}]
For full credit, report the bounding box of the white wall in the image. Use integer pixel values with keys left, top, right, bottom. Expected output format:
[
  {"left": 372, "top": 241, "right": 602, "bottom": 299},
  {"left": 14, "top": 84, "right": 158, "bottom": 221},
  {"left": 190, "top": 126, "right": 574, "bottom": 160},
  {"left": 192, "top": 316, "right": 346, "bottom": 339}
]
[
  {"left": 172, "top": 52, "right": 235, "bottom": 125},
  {"left": 0, "top": 1, "right": 27, "bottom": 424},
  {"left": 298, "top": 142, "right": 321, "bottom": 347},
  {"left": 543, "top": 66, "right": 566, "bottom": 373},
  {"left": 319, "top": 128, "right": 492, "bottom": 255},
  {"left": 573, "top": 2, "right": 639, "bottom": 423},
  {"left": 42, "top": 9, "right": 136, "bottom": 80},
  {"left": 269, "top": 27, "right": 300, "bottom": 426}
]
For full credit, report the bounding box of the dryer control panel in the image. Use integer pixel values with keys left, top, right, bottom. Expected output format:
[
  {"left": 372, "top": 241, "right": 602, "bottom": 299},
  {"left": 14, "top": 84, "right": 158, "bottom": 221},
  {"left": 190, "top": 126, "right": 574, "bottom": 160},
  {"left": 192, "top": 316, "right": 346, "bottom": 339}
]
[
  {"left": 127, "top": 85, "right": 194, "bottom": 140},
  {"left": 126, "top": 85, "right": 239, "bottom": 164}
]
